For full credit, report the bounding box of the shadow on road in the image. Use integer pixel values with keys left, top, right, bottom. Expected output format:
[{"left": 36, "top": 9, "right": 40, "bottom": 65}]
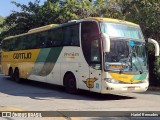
[
  {"left": 137, "top": 90, "right": 160, "bottom": 95},
  {"left": 0, "top": 74, "right": 135, "bottom": 101}
]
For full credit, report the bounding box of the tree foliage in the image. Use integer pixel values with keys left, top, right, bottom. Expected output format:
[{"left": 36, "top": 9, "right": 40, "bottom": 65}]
[
  {"left": 118, "top": 0, "right": 160, "bottom": 84},
  {"left": 91, "top": 0, "right": 123, "bottom": 19},
  {"left": 0, "top": 0, "right": 43, "bottom": 39},
  {"left": 120, "top": 0, "right": 160, "bottom": 40},
  {"left": 0, "top": 16, "right": 4, "bottom": 23},
  {"left": 0, "top": 0, "right": 94, "bottom": 40},
  {"left": 0, "top": 16, "right": 5, "bottom": 34}
]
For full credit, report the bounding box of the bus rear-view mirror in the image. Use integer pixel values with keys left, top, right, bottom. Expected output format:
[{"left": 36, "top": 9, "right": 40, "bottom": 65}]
[
  {"left": 148, "top": 38, "right": 160, "bottom": 56},
  {"left": 103, "top": 33, "right": 110, "bottom": 53}
]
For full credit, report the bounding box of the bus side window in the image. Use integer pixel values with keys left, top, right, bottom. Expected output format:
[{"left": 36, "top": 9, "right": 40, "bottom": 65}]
[
  {"left": 28, "top": 34, "right": 37, "bottom": 49},
  {"left": 34, "top": 33, "right": 41, "bottom": 49},
  {"left": 48, "top": 28, "right": 63, "bottom": 47},
  {"left": 1, "top": 41, "right": 5, "bottom": 51},
  {"left": 15, "top": 37, "right": 21, "bottom": 50},
  {"left": 91, "top": 40, "right": 100, "bottom": 62},
  {"left": 18, "top": 36, "right": 26, "bottom": 50},
  {"left": 15, "top": 38, "right": 18, "bottom": 50},
  {"left": 63, "top": 27, "right": 71, "bottom": 46},
  {"left": 39, "top": 31, "right": 48, "bottom": 48},
  {"left": 11, "top": 38, "right": 16, "bottom": 51},
  {"left": 63, "top": 25, "right": 79, "bottom": 46},
  {"left": 47, "top": 30, "right": 53, "bottom": 47},
  {"left": 54, "top": 29, "right": 63, "bottom": 46},
  {"left": 81, "top": 21, "right": 101, "bottom": 69},
  {"left": 21, "top": 36, "right": 26, "bottom": 50},
  {"left": 90, "top": 39, "right": 101, "bottom": 69},
  {"left": 3, "top": 40, "right": 11, "bottom": 51},
  {"left": 71, "top": 25, "right": 79, "bottom": 46}
]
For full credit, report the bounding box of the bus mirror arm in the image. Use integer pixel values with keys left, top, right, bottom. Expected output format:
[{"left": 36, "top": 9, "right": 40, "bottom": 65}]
[
  {"left": 148, "top": 38, "right": 160, "bottom": 56},
  {"left": 102, "top": 33, "right": 110, "bottom": 53}
]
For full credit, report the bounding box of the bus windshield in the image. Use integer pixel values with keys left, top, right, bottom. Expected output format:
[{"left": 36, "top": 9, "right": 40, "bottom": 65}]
[
  {"left": 101, "top": 22, "right": 143, "bottom": 40},
  {"left": 101, "top": 22, "right": 148, "bottom": 73},
  {"left": 104, "top": 39, "right": 148, "bottom": 72}
]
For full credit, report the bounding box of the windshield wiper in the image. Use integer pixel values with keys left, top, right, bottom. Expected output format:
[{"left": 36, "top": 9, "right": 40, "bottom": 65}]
[
  {"left": 132, "top": 49, "right": 143, "bottom": 74},
  {"left": 120, "top": 46, "right": 143, "bottom": 74},
  {"left": 119, "top": 53, "right": 131, "bottom": 74}
]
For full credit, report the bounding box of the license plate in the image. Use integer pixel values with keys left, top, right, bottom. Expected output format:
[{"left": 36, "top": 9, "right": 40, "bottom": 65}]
[
  {"left": 127, "top": 87, "right": 135, "bottom": 91},
  {"left": 110, "top": 65, "right": 123, "bottom": 69}
]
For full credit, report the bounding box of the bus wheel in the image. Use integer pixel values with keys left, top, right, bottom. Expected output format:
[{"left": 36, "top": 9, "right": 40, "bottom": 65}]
[
  {"left": 14, "top": 69, "right": 21, "bottom": 83},
  {"left": 8, "top": 68, "right": 14, "bottom": 80},
  {"left": 64, "top": 73, "right": 77, "bottom": 94}
]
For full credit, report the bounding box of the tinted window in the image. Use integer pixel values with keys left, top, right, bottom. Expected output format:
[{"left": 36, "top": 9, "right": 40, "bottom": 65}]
[
  {"left": 2, "top": 25, "right": 80, "bottom": 51},
  {"left": 91, "top": 40, "right": 100, "bottom": 62},
  {"left": 2, "top": 40, "right": 11, "bottom": 51},
  {"left": 14, "top": 35, "right": 29, "bottom": 50},
  {"left": 27, "top": 34, "right": 37, "bottom": 49},
  {"left": 39, "top": 31, "right": 48, "bottom": 48},
  {"left": 17, "top": 36, "right": 27, "bottom": 50},
  {"left": 81, "top": 21, "right": 101, "bottom": 69},
  {"left": 47, "top": 28, "right": 63, "bottom": 47},
  {"left": 63, "top": 25, "right": 79, "bottom": 46}
]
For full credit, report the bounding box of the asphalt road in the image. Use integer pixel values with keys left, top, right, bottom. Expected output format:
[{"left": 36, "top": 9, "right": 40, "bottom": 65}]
[{"left": 0, "top": 73, "right": 160, "bottom": 120}]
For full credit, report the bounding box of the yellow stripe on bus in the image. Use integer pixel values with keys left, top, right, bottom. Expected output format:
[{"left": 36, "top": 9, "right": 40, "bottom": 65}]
[{"left": 1, "top": 49, "right": 40, "bottom": 78}]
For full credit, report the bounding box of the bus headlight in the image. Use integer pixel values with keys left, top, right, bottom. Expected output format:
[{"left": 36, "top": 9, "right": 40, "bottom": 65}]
[
  {"left": 104, "top": 78, "right": 119, "bottom": 84},
  {"left": 140, "top": 79, "right": 148, "bottom": 83}
]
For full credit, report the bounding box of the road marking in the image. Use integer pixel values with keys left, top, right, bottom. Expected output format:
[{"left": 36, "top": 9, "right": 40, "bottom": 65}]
[{"left": 0, "top": 105, "right": 24, "bottom": 111}]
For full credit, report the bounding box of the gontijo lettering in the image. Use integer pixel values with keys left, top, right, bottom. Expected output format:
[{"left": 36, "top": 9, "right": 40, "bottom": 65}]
[{"left": 13, "top": 52, "right": 32, "bottom": 59}]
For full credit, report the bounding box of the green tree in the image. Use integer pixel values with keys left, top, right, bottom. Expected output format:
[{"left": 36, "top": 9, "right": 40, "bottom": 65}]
[
  {"left": 0, "top": 16, "right": 4, "bottom": 23},
  {"left": 0, "top": 16, "right": 4, "bottom": 34},
  {"left": 90, "top": 0, "right": 123, "bottom": 19},
  {"left": 119, "top": 0, "right": 160, "bottom": 40},
  {"left": 0, "top": 0, "right": 46, "bottom": 39},
  {"left": 119, "top": 0, "right": 160, "bottom": 85},
  {"left": 46, "top": 0, "right": 93, "bottom": 23},
  {"left": 0, "top": 0, "right": 93, "bottom": 40}
]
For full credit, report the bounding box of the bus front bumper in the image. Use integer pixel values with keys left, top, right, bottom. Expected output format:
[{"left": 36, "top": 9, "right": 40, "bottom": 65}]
[{"left": 101, "top": 80, "right": 149, "bottom": 94}]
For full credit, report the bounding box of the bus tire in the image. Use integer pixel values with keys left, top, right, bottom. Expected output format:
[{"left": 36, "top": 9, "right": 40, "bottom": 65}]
[
  {"left": 8, "top": 67, "right": 14, "bottom": 80},
  {"left": 14, "top": 68, "right": 21, "bottom": 83},
  {"left": 64, "top": 73, "right": 78, "bottom": 94}
]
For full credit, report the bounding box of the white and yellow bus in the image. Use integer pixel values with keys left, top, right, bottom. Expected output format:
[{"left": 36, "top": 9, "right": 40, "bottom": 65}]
[{"left": 1, "top": 17, "right": 159, "bottom": 94}]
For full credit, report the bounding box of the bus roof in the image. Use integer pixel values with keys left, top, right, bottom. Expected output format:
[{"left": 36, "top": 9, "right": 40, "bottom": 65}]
[
  {"left": 84, "top": 17, "right": 139, "bottom": 27},
  {"left": 4, "top": 24, "right": 58, "bottom": 40},
  {"left": 28, "top": 24, "right": 58, "bottom": 33}
]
